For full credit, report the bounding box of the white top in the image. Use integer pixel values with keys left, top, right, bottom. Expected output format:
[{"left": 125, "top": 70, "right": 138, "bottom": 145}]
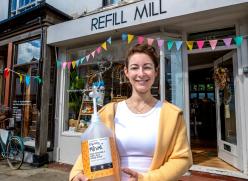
[{"left": 114, "top": 100, "right": 162, "bottom": 180}]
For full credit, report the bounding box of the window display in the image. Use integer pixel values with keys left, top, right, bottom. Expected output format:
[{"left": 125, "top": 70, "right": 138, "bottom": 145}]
[{"left": 64, "top": 38, "right": 184, "bottom": 132}]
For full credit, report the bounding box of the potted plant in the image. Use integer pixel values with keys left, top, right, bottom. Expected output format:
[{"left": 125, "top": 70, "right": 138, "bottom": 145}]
[{"left": 68, "top": 71, "right": 84, "bottom": 119}]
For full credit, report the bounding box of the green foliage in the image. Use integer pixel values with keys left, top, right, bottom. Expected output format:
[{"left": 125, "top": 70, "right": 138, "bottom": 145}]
[{"left": 68, "top": 71, "right": 84, "bottom": 118}]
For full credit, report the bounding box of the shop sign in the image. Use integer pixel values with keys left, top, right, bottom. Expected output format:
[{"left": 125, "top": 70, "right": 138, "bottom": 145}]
[{"left": 91, "top": 0, "right": 166, "bottom": 31}]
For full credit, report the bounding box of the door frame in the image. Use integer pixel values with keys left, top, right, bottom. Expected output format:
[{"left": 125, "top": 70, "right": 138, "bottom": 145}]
[
  {"left": 185, "top": 45, "right": 245, "bottom": 172},
  {"left": 214, "top": 50, "right": 243, "bottom": 170}
]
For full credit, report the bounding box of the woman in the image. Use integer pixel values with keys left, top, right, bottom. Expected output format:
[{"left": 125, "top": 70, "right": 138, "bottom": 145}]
[{"left": 70, "top": 43, "right": 192, "bottom": 181}]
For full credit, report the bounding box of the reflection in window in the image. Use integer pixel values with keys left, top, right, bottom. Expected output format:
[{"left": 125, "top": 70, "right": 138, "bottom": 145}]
[
  {"left": 12, "top": 64, "right": 39, "bottom": 138},
  {"left": 165, "top": 47, "right": 184, "bottom": 109},
  {"left": 191, "top": 93, "right": 197, "bottom": 99},
  {"left": 207, "top": 93, "right": 215, "bottom": 101},
  {"left": 198, "top": 84, "right": 205, "bottom": 91},
  {"left": 103, "top": 0, "right": 122, "bottom": 6},
  {"left": 207, "top": 83, "right": 214, "bottom": 91},
  {"left": 16, "top": 39, "right": 41, "bottom": 65},
  {"left": 10, "top": 0, "right": 38, "bottom": 16},
  {"left": 199, "top": 93, "right": 205, "bottom": 100}
]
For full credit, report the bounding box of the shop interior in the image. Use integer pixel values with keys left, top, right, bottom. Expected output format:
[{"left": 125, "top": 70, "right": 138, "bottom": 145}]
[{"left": 188, "top": 50, "right": 238, "bottom": 172}]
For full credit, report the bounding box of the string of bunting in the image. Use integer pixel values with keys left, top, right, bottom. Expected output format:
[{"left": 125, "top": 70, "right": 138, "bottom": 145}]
[
  {"left": 3, "top": 67, "right": 42, "bottom": 86},
  {"left": 56, "top": 33, "right": 247, "bottom": 70},
  {"left": 56, "top": 37, "right": 112, "bottom": 70}
]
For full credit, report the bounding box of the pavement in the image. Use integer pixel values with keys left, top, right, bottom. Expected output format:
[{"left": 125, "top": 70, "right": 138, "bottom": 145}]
[
  {"left": 0, "top": 160, "right": 248, "bottom": 181},
  {"left": 0, "top": 160, "right": 70, "bottom": 181}
]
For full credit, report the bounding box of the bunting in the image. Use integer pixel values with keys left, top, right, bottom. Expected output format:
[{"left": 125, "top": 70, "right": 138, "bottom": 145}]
[
  {"left": 175, "top": 41, "right": 183, "bottom": 50},
  {"left": 101, "top": 42, "right": 107, "bottom": 50},
  {"left": 147, "top": 38, "right": 154, "bottom": 45},
  {"left": 128, "top": 34, "right": 134, "bottom": 44},
  {"left": 157, "top": 39, "right": 164, "bottom": 49},
  {"left": 3, "top": 68, "right": 42, "bottom": 86},
  {"left": 197, "top": 40, "right": 204, "bottom": 49},
  {"left": 167, "top": 40, "right": 174, "bottom": 50},
  {"left": 209, "top": 40, "right": 218, "bottom": 50},
  {"left": 138, "top": 36, "right": 144, "bottom": 44},
  {"left": 55, "top": 33, "right": 246, "bottom": 71},
  {"left": 186, "top": 41, "right": 194, "bottom": 51}
]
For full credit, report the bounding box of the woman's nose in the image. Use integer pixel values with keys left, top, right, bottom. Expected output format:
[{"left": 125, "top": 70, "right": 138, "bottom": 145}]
[{"left": 137, "top": 67, "right": 145, "bottom": 76}]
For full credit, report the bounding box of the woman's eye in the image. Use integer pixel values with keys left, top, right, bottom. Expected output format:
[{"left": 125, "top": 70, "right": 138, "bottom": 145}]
[
  {"left": 144, "top": 66, "right": 153, "bottom": 70},
  {"left": 130, "top": 67, "right": 138, "bottom": 70}
]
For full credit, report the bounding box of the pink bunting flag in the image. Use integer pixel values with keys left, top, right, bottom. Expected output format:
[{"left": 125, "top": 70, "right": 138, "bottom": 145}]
[
  {"left": 147, "top": 38, "right": 154, "bottom": 45},
  {"left": 209, "top": 40, "right": 218, "bottom": 50},
  {"left": 196, "top": 40, "right": 204, "bottom": 49},
  {"left": 91, "top": 51, "right": 96, "bottom": 58},
  {"left": 62, "top": 62, "right": 67, "bottom": 69},
  {"left": 138, "top": 36, "right": 144, "bottom": 44},
  {"left": 96, "top": 47, "right": 102, "bottom": 54},
  {"left": 223, "top": 38, "right": 232, "bottom": 47},
  {"left": 67, "top": 61, "right": 71, "bottom": 70},
  {"left": 157, "top": 39, "right": 164, "bottom": 49},
  {"left": 86, "top": 54, "right": 90, "bottom": 62}
]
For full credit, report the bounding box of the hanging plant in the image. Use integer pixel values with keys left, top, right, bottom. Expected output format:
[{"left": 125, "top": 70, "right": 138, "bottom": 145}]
[{"left": 213, "top": 67, "right": 230, "bottom": 90}]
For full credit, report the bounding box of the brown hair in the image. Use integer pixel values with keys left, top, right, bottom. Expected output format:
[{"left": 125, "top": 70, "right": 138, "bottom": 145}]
[{"left": 125, "top": 44, "right": 159, "bottom": 68}]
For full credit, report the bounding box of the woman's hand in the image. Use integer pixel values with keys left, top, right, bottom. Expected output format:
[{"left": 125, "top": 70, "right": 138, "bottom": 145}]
[
  {"left": 122, "top": 168, "right": 139, "bottom": 181},
  {"left": 72, "top": 172, "right": 89, "bottom": 181}
]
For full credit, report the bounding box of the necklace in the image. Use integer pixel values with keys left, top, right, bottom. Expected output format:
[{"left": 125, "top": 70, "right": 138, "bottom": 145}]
[{"left": 126, "top": 96, "right": 154, "bottom": 114}]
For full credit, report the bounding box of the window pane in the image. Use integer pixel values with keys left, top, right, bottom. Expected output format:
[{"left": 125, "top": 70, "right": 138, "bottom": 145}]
[
  {"left": 19, "top": 0, "right": 25, "bottom": 7},
  {"left": 12, "top": 64, "right": 39, "bottom": 138},
  {"left": 16, "top": 39, "right": 41, "bottom": 65},
  {"left": 198, "top": 84, "right": 205, "bottom": 91},
  {"left": 165, "top": 47, "right": 184, "bottom": 109},
  {"left": 11, "top": 0, "right": 17, "bottom": 11}
]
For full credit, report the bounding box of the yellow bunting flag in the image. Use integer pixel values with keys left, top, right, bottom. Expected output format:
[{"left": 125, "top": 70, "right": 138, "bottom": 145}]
[
  {"left": 128, "top": 34, "right": 134, "bottom": 44},
  {"left": 19, "top": 74, "right": 23, "bottom": 83},
  {"left": 186, "top": 41, "right": 194, "bottom": 51},
  {"left": 101, "top": 42, "right": 107, "bottom": 51},
  {"left": 72, "top": 60, "right": 76, "bottom": 69}
]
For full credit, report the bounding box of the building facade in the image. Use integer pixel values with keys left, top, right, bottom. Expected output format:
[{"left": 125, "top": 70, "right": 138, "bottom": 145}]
[
  {"left": 0, "top": 0, "right": 71, "bottom": 165},
  {"left": 47, "top": 0, "right": 248, "bottom": 177}
]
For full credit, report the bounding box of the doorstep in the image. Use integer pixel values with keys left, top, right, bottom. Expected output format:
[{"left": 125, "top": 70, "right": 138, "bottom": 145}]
[{"left": 180, "top": 170, "right": 247, "bottom": 181}]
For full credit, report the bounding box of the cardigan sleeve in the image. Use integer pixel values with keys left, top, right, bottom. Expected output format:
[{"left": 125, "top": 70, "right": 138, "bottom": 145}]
[
  {"left": 138, "top": 113, "right": 193, "bottom": 181},
  {"left": 69, "top": 154, "right": 83, "bottom": 181}
]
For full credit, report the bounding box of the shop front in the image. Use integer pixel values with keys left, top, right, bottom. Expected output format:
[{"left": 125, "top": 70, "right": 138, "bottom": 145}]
[
  {"left": 0, "top": 3, "right": 71, "bottom": 165},
  {"left": 47, "top": 0, "right": 248, "bottom": 177}
]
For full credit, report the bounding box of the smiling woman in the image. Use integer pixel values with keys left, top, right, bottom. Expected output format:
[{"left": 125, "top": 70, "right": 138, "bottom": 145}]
[{"left": 70, "top": 44, "right": 192, "bottom": 181}]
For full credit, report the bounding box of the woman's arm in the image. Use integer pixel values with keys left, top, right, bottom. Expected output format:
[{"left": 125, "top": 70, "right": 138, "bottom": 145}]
[
  {"left": 138, "top": 113, "right": 193, "bottom": 181},
  {"left": 69, "top": 154, "right": 86, "bottom": 181}
]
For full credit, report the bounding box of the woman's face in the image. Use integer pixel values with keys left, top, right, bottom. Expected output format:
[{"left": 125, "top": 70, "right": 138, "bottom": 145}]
[{"left": 124, "top": 53, "right": 157, "bottom": 94}]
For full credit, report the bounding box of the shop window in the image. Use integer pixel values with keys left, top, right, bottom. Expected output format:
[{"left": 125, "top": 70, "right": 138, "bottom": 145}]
[
  {"left": 164, "top": 47, "right": 184, "bottom": 109},
  {"left": 16, "top": 39, "right": 41, "bottom": 64},
  {"left": 9, "top": 0, "right": 42, "bottom": 17},
  {"left": 12, "top": 39, "right": 41, "bottom": 139}
]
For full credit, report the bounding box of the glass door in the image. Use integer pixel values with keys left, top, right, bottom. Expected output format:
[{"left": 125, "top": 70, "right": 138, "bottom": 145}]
[{"left": 214, "top": 50, "right": 242, "bottom": 170}]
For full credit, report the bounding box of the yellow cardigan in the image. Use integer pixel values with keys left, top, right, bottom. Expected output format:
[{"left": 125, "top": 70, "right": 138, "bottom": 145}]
[{"left": 69, "top": 101, "right": 192, "bottom": 181}]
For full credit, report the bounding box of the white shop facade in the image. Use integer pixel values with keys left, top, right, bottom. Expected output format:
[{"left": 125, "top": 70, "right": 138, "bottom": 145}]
[{"left": 47, "top": 0, "right": 248, "bottom": 178}]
